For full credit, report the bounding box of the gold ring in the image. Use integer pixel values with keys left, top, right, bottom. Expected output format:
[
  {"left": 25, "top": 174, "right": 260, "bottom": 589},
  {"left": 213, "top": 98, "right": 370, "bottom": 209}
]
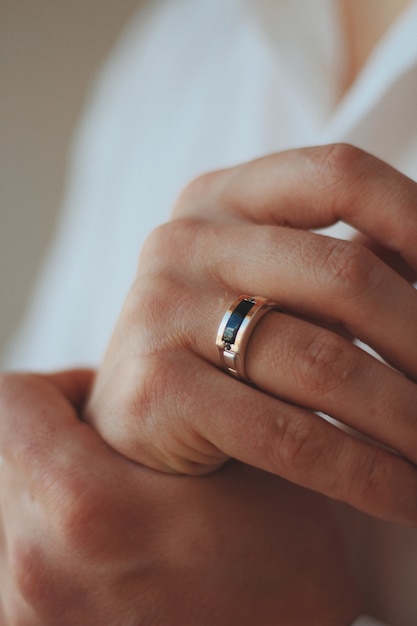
[{"left": 216, "top": 295, "right": 282, "bottom": 383}]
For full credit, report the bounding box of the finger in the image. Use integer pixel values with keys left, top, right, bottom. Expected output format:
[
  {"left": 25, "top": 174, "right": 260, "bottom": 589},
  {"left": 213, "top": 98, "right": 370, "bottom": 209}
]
[
  {"left": 147, "top": 220, "right": 417, "bottom": 380},
  {"left": 351, "top": 232, "right": 417, "bottom": 283},
  {"left": 119, "top": 267, "right": 417, "bottom": 464},
  {"left": 168, "top": 285, "right": 417, "bottom": 466},
  {"left": 243, "top": 311, "right": 417, "bottom": 464},
  {"left": 174, "top": 144, "right": 417, "bottom": 271},
  {"left": 37, "top": 369, "right": 95, "bottom": 411},
  {"left": 0, "top": 373, "right": 173, "bottom": 624},
  {"left": 0, "top": 373, "right": 131, "bottom": 508},
  {"left": 99, "top": 349, "right": 417, "bottom": 527}
]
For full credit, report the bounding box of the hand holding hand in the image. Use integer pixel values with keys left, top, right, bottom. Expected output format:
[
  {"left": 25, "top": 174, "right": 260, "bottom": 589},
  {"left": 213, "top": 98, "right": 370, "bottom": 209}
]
[
  {"left": 86, "top": 144, "right": 417, "bottom": 526},
  {"left": 0, "top": 370, "right": 362, "bottom": 625}
]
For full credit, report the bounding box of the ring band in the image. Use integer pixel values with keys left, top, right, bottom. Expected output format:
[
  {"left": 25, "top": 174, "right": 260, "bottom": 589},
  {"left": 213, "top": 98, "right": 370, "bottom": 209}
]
[{"left": 216, "top": 295, "right": 282, "bottom": 383}]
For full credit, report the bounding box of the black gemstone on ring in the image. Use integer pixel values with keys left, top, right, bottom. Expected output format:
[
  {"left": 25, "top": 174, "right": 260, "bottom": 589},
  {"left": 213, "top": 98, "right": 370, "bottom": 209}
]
[{"left": 222, "top": 299, "right": 255, "bottom": 344}]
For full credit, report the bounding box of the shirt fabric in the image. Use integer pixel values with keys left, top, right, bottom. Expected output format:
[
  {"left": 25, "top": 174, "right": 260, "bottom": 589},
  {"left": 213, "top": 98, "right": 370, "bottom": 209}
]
[{"left": 3, "top": 1, "right": 417, "bottom": 623}]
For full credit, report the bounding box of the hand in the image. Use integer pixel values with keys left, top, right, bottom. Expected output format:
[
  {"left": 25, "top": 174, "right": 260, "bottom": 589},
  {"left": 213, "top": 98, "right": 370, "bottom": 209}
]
[
  {"left": 86, "top": 144, "right": 417, "bottom": 526},
  {"left": 0, "top": 371, "right": 362, "bottom": 625}
]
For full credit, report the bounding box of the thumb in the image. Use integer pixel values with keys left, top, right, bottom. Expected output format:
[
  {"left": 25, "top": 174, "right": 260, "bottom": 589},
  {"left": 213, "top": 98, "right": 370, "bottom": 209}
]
[
  {"left": 37, "top": 368, "right": 95, "bottom": 410},
  {"left": 0, "top": 369, "right": 100, "bottom": 492}
]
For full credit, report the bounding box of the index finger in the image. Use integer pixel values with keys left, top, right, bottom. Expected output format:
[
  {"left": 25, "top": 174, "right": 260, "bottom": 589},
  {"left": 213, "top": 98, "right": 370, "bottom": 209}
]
[
  {"left": 174, "top": 144, "right": 417, "bottom": 271},
  {"left": 0, "top": 373, "right": 137, "bottom": 513},
  {"left": 0, "top": 372, "right": 104, "bottom": 477}
]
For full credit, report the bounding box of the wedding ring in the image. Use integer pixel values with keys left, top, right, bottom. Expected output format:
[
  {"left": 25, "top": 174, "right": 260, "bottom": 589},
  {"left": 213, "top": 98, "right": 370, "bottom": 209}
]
[{"left": 216, "top": 295, "right": 282, "bottom": 383}]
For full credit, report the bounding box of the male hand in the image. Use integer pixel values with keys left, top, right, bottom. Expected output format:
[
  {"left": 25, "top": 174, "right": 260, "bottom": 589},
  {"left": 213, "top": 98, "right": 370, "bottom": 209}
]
[
  {"left": 0, "top": 370, "right": 362, "bottom": 625},
  {"left": 86, "top": 144, "right": 417, "bottom": 527}
]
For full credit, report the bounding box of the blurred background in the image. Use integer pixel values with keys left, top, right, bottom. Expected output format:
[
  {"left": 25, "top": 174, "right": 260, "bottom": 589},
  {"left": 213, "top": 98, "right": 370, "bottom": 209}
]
[{"left": 0, "top": 0, "right": 140, "bottom": 358}]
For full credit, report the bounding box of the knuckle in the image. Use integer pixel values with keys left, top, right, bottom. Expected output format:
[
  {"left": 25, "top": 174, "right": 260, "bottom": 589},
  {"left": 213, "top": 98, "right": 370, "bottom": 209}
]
[
  {"left": 9, "top": 538, "right": 46, "bottom": 613},
  {"left": 138, "top": 352, "right": 190, "bottom": 434},
  {"left": 172, "top": 171, "right": 220, "bottom": 218},
  {"left": 122, "top": 351, "right": 182, "bottom": 453},
  {"left": 44, "top": 470, "right": 104, "bottom": 553},
  {"left": 124, "top": 274, "right": 173, "bottom": 346},
  {"left": 8, "top": 535, "right": 83, "bottom": 625},
  {"left": 309, "top": 143, "right": 366, "bottom": 190},
  {"left": 138, "top": 217, "right": 206, "bottom": 278},
  {"left": 307, "top": 144, "right": 383, "bottom": 222},
  {"left": 130, "top": 353, "right": 170, "bottom": 428},
  {"left": 318, "top": 238, "right": 381, "bottom": 298},
  {"left": 122, "top": 273, "right": 189, "bottom": 357},
  {"left": 126, "top": 352, "right": 215, "bottom": 474},
  {"left": 138, "top": 220, "right": 179, "bottom": 273},
  {"left": 272, "top": 413, "right": 329, "bottom": 475},
  {"left": 352, "top": 447, "right": 393, "bottom": 505},
  {"left": 298, "top": 330, "right": 358, "bottom": 395},
  {"left": 0, "top": 373, "right": 32, "bottom": 410}
]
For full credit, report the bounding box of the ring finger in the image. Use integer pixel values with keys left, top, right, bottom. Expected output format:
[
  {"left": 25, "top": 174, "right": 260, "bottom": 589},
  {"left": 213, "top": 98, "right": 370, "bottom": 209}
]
[
  {"left": 130, "top": 349, "right": 417, "bottom": 527},
  {"left": 180, "top": 289, "right": 417, "bottom": 465}
]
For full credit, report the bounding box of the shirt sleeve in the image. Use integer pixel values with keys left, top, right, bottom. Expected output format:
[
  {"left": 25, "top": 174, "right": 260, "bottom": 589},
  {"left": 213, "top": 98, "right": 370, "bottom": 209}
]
[{"left": 352, "top": 616, "right": 389, "bottom": 626}]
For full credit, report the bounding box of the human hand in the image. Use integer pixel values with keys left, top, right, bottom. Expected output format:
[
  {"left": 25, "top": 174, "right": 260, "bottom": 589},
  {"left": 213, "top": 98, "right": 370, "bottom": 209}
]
[
  {"left": 0, "top": 370, "right": 362, "bottom": 625},
  {"left": 86, "top": 144, "right": 417, "bottom": 526}
]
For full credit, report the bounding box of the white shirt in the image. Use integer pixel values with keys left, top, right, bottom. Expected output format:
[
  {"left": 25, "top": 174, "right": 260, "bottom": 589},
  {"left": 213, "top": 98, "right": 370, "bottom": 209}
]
[{"left": 3, "top": 1, "right": 417, "bottom": 623}]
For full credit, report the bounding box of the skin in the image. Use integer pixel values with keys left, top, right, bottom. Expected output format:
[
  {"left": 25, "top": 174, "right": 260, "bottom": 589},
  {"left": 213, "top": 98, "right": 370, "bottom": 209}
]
[
  {"left": 0, "top": 2, "right": 414, "bottom": 622},
  {"left": 86, "top": 145, "right": 417, "bottom": 527},
  {"left": 0, "top": 370, "right": 362, "bottom": 624}
]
